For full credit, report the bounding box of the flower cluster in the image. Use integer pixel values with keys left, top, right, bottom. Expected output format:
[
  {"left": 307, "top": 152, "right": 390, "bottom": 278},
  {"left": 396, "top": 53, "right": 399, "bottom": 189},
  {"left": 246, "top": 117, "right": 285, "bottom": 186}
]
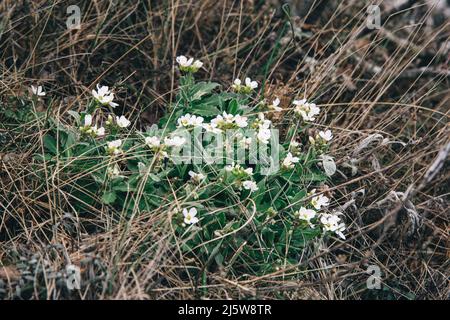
[
  {"left": 144, "top": 135, "right": 186, "bottom": 160},
  {"left": 320, "top": 213, "right": 346, "bottom": 240},
  {"left": 282, "top": 152, "right": 299, "bottom": 169},
  {"left": 80, "top": 114, "right": 105, "bottom": 137},
  {"left": 177, "top": 114, "right": 204, "bottom": 128},
  {"left": 210, "top": 112, "right": 248, "bottom": 130},
  {"left": 309, "top": 129, "right": 333, "bottom": 145},
  {"left": 106, "top": 139, "right": 123, "bottom": 155},
  {"left": 232, "top": 77, "right": 258, "bottom": 94},
  {"left": 225, "top": 163, "right": 253, "bottom": 177},
  {"left": 294, "top": 189, "right": 346, "bottom": 239},
  {"left": 293, "top": 99, "right": 320, "bottom": 122},
  {"left": 289, "top": 140, "right": 301, "bottom": 155},
  {"left": 176, "top": 56, "right": 203, "bottom": 73},
  {"left": 92, "top": 84, "right": 119, "bottom": 108},
  {"left": 251, "top": 113, "right": 272, "bottom": 144},
  {"left": 52, "top": 54, "right": 346, "bottom": 245},
  {"left": 242, "top": 180, "right": 258, "bottom": 192},
  {"left": 225, "top": 163, "right": 258, "bottom": 192},
  {"left": 145, "top": 135, "right": 186, "bottom": 149},
  {"left": 188, "top": 171, "right": 205, "bottom": 184}
]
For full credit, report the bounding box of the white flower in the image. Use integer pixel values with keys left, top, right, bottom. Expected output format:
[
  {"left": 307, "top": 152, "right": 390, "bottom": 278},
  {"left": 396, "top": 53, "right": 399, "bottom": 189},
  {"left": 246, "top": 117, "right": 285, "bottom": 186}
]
[
  {"left": 210, "top": 115, "right": 222, "bottom": 127},
  {"left": 176, "top": 55, "right": 202, "bottom": 72},
  {"left": 188, "top": 170, "right": 205, "bottom": 183},
  {"left": 257, "top": 128, "right": 271, "bottom": 144},
  {"left": 311, "top": 194, "right": 330, "bottom": 210},
  {"left": 108, "top": 139, "right": 122, "bottom": 148},
  {"left": 164, "top": 136, "right": 186, "bottom": 147},
  {"left": 234, "top": 115, "right": 248, "bottom": 128},
  {"left": 116, "top": 115, "right": 131, "bottom": 128},
  {"left": 223, "top": 112, "right": 235, "bottom": 124},
  {"left": 268, "top": 97, "right": 282, "bottom": 112},
  {"left": 225, "top": 163, "right": 253, "bottom": 177},
  {"left": 31, "top": 85, "right": 46, "bottom": 96},
  {"left": 145, "top": 136, "right": 161, "bottom": 148},
  {"left": 293, "top": 99, "right": 320, "bottom": 122},
  {"left": 320, "top": 213, "right": 339, "bottom": 229},
  {"left": 202, "top": 123, "right": 222, "bottom": 134},
  {"left": 309, "top": 104, "right": 320, "bottom": 118},
  {"left": 105, "top": 114, "right": 113, "bottom": 126},
  {"left": 242, "top": 180, "right": 258, "bottom": 192},
  {"left": 319, "top": 130, "right": 333, "bottom": 142},
  {"left": 335, "top": 226, "right": 346, "bottom": 240},
  {"left": 183, "top": 208, "right": 199, "bottom": 225},
  {"left": 245, "top": 77, "right": 258, "bottom": 89},
  {"left": 210, "top": 114, "right": 225, "bottom": 128},
  {"left": 210, "top": 112, "right": 246, "bottom": 129},
  {"left": 177, "top": 114, "right": 192, "bottom": 127},
  {"left": 176, "top": 55, "right": 194, "bottom": 67},
  {"left": 87, "top": 125, "right": 98, "bottom": 136},
  {"left": 80, "top": 115, "right": 105, "bottom": 137},
  {"left": 297, "top": 207, "right": 316, "bottom": 227},
  {"left": 290, "top": 140, "right": 300, "bottom": 148},
  {"left": 107, "top": 139, "right": 122, "bottom": 155},
  {"left": 190, "top": 115, "right": 204, "bottom": 127},
  {"left": 293, "top": 99, "right": 307, "bottom": 108},
  {"left": 192, "top": 60, "right": 203, "bottom": 69},
  {"left": 232, "top": 77, "right": 257, "bottom": 93},
  {"left": 320, "top": 213, "right": 346, "bottom": 240},
  {"left": 84, "top": 114, "right": 93, "bottom": 127},
  {"left": 96, "top": 126, "right": 105, "bottom": 137},
  {"left": 177, "top": 114, "right": 204, "bottom": 128},
  {"left": 282, "top": 152, "right": 300, "bottom": 169},
  {"left": 256, "top": 113, "right": 271, "bottom": 129},
  {"left": 92, "top": 84, "right": 118, "bottom": 108}
]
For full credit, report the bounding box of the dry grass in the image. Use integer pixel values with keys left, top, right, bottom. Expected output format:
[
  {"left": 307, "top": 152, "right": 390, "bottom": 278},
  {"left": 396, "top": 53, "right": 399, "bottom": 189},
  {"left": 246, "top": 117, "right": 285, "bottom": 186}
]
[{"left": 0, "top": 0, "right": 449, "bottom": 299}]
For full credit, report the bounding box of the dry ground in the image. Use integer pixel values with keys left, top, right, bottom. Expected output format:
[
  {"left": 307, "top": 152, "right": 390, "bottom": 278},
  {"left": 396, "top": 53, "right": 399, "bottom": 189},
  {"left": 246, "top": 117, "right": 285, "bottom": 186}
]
[{"left": 0, "top": 0, "right": 449, "bottom": 299}]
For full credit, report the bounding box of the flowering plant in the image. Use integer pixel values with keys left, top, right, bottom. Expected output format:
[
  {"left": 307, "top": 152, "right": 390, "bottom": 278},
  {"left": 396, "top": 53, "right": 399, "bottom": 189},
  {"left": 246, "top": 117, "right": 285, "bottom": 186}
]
[{"left": 31, "top": 55, "right": 345, "bottom": 275}]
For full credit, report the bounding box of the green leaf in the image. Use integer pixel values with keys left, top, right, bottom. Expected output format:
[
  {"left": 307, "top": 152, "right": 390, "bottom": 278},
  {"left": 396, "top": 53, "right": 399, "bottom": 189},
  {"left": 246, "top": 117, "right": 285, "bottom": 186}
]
[
  {"left": 33, "top": 153, "right": 52, "bottom": 162},
  {"left": 288, "top": 189, "right": 307, "bottom": 204},
  {"left": 113, "top": 182, "right": 132, "bottom": 192},
  {"left": 214, "top": 253, "right": 224, "bottom": 266},
  {"left": 43, "top": 135, "right": 58, "bottom": 154},
  {"left": 190, "top": 103, "right": 220, "bottom": 117},
  {"left": 101, "top": 191, "right": 117, "bottom": 204},
  {"left": 149, "top": 173, "right": 161, "bottom": 182},
  {"left": 228, "top": 99, "right": 239, "bottom": 114},
  {"left": 62, "top": 131, "right": 77, "bottom": 158},
  {"left": 67, "top": 110, "right": 80, "bottom": 123},
  {"left": 301, "top": 171, "right": 328, "bottom": 183},
  {"left": 190, "top": 82, "right": 219, "bottom": 101}
]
